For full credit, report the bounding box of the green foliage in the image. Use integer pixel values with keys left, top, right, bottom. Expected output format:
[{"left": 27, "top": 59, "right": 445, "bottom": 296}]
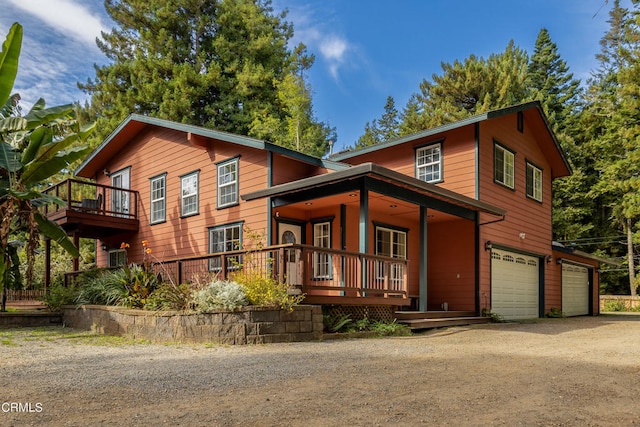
[
  {"left": 42, "top": 282, "right": 80, "bottom": 311},
  {"left": 121, "top": 264, "right": 160, "bottom": 308},
  {"left": 192, "top": 280, "right": 247, "bottom": 312},
  {"left": 144, "top": 283, "right": 192, "bottom": 311},
  {"left": 545, "top": 307, "right": 565, "bottom": 318},
  {"left": 323, "top": 313, "right": 353, "bottom": 333},
  {"left": 369, "top": 320, "right": 412, "bottom": 336},
  {"left": 481, "top": 307, "right": 505, "bottom": 323},
  {"left": 81, "top": 0, "right": 333, "bottom": 156},
  {"left": 75, "top": 269, "right": 130, "bottom": 307},
  {"left": 322, "top": 313, "right": 411, "bottom": 336},
  {"left": 603, "top": 300, "right": 627, "bottom": 312}
]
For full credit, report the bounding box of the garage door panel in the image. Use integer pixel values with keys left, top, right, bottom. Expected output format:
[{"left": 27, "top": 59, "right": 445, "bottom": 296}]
[
  {"left": 562, "top": 264, "right": 589, "bottom": 317},
  {"left": 492, "top": 249, "right": 539, "bottom": 320}
]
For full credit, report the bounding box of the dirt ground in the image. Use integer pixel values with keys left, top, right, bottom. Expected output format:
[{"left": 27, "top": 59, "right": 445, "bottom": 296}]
[{"left": 1, "top": 315, "right": 639, "bottom": 426}]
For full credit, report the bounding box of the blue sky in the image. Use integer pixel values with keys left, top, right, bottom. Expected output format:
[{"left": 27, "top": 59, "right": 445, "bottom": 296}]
[{"left": 0, "top": 0, "right": 627, "bottom": 152}]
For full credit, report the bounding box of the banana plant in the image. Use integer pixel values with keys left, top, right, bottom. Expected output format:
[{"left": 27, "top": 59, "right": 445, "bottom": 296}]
[{"left": 0, "top": 23, "right": 94, "bottom": 310}]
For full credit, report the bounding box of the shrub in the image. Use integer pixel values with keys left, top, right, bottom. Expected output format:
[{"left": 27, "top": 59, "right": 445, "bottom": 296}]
[
  {"left": 603, "top": 300, "right": 627, "bottom": 312},
  {"left": 193, "top": 280, "right": 247, "bottom": 312},
  {"left": 231, "top": 268, "right": 304, "bottom": 312},
  {"left": 42, "top": 282, "right": 80, "bottom": 311},
  {"left": 545, "top": 307, "right": 565, "bottom": 318},
  {"left": 145, "top": 283, "right": 192, "bottom": 311},
  {"left": 75, "top": 269, "right": 130, "bottom": 306},
  {"left": 370, "top": 320, "right": 412, "bottom": 336},
  {"left": 323, "top": 313, "right": 353, "bottom": 333},
  {"left": 121, "top": 264, "right": 160, "bottom": 308}
]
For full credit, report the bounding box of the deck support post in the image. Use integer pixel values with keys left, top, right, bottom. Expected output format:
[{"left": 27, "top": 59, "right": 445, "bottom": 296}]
[
  {"left": 359, "top": 185, "right": 369, "bottom": 292},
  {"left": 419, "top": 206, "right": 428, "bottom": 311},
  {"left": 72, "top": 233, "right": 80, "bottom": 272}
]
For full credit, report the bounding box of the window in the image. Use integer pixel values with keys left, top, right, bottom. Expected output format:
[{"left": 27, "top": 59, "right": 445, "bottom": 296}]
[
  {"left": 217, "top": 158, "right": 238, "bottom": 208},
  {"left": 526, "top": 162, "right": 543, "bottom": 202},
  {"left": 416, "top": 143, "right": 442, "bottom": 183},
  {"left": 313, "top": 221, "right": 331, "bottom": 279},
  {"left": 494, "top": 143, "right": 515, "bottom": 189},
  {"left": 375, "top": 225, "right": 407, "bottom": 290},
  {"left": 180, "top": 171, "right": 199, "bottom": 217},
  {"left": 209, "top": 222, "right": 242, "bottom": 271},
  {"left": 108, "top": 250, "right": 126, "bottom": 268},
  {"left": 150, "top": 174, "right": 166, "bottom": 224}
]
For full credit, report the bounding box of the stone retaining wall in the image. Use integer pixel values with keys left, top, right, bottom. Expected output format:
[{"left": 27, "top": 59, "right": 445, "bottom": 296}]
[
  {"left": 0, "top": 312, "right": 62, "bottom": 327},
  {"left": 62, "top": 305, "right": 323, "bottom": 344}
]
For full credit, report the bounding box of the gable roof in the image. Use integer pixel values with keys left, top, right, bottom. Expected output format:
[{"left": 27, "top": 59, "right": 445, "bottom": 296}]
[
  {"left": 330, "top": 101, "right": 572, "bottom": 177},
  {"left": 75, "top": 114, "right": 349, "bottom": 177}
]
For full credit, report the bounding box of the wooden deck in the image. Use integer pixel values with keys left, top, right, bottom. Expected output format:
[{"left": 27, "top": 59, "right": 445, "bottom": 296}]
[{"left": 43, "top": 179, "right": 139, "bottom": 238}]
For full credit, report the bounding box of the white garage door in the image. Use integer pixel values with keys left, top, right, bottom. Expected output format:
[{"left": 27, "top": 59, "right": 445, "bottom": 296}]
[
  {"left": 491, "top": 249, "right": 539, "bottom": 320},
  {"left": 562, "top": 264, "right": 589, "bottom": 317}
]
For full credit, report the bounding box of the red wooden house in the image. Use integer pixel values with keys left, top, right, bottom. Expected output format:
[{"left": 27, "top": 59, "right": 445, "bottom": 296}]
[{"left": 45, "top": 101, "right": 605, "bottom": 320}]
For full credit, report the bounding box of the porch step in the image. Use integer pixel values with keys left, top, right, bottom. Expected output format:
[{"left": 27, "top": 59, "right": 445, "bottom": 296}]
[
  {"left": 395, "top": 310, "right": 477, "bottom": 320},
  {"left": 394, "top": 311, "right": 490, "bottom": 330}
]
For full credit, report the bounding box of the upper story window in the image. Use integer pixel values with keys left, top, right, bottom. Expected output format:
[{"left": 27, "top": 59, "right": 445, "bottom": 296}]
[
  {"left": 217, "top": 158, "right": 239, "bottom": 208},
  {"left": 150, "top": 173, "right": 166, "bottom": 224},
  {"left": 494, "top": 142, "right": 515, "bottom": 189},
  {"left": 416, "top": 143, "right": 442, "bottom": 183},
  {"left": 526, "top": 162, "right": 543, "bottom": 202},
  {"left": 180, "top": 171, "right": 199, "bottom": 217}
]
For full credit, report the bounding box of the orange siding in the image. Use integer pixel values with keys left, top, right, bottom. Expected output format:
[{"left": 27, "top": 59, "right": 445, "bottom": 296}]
[
  {"left": 477, "top": 115, "right": 554, "bottom": 307},
  {"left": 427, "top": 219, "right": 476, "bottom": 311},
  {"left": 339, "top": 126, "right": 477, "bottom": 197},
  {"left": 96, "top": 128, "right": 269, "bottom": 266},
  {"left": 272, "top": 155, "right": 326, "bottom": 186}
]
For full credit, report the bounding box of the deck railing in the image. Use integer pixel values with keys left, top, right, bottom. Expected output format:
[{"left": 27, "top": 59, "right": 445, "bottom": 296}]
[
  {"left": 43, "top": 179, "right": 139, "bottom": 220},
  {"left": 154, "top": 244, "right": 409, "bottom": 300}
]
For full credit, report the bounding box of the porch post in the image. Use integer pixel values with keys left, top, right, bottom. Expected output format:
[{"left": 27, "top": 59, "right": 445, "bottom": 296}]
[
  {"left": 72, "top": 233, "right": 79, "bottom": 272},
  {"left": 419, "top": 206, "right": 428, "bottom": 311},
  {"left": 359, "top": 186, "right": 369, "bottom": 291},
  {"left": 44, "top": 238, "right": 51, "bottom": 291}
]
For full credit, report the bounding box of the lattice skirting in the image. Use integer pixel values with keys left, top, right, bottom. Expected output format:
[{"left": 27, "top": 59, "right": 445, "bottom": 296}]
[{"left": 323, "top": 305, "right": 394, "bottom": 322}]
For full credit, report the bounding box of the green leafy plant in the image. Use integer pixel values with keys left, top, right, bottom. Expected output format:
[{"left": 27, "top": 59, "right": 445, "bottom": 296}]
[
  {"left": 322, "top": 313, "right": 353, "bottom": 333},
  {"left": 545, "top": 307, "right": 565, "bottom": 318},
  {"left": 42, "top": 282, "right": 79, "bottom": 311},
  {"left": 75, "top": 269, "right": 129, "bottom": 306},
  {"left": 370, "top": 320, "right": 412, "bottom": 336},
  {"left": 144, "top": 283, "right": 192, "bottom": 311},
  {"left": 603, "top": 300, "right": 627, "bottom": 312},
  {"left": 193, "top": 280, "right": 247, "bottom": 312},
  {"left": 481, "top": 307, "right": 505, "bottom": 323}
]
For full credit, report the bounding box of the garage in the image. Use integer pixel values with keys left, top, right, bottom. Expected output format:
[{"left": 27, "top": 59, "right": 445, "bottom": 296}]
[
  {"left": 491, "top": 249, "right": 540, "bottom": 320},
  {"left": 562, "top": 263, "right": 590, "bottom": 316}
]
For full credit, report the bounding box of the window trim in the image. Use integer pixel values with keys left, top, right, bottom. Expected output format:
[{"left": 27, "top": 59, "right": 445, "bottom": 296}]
[
  {"left": 415, "top": 141, "right": 443, "bottom": 184},
  {"left": 108, "top": 249, "right": 127, "bottom": 268},
  {"left": 311, "top": 217, "right": 333, "bottom": 280},
  {"left": 208, "top": 221, "right": 244, "bottom": 272},
  {"left": 374, "top": 224, "right": 407, "bottom": 290},
  {"left": 526, "top": 161, "right": 543, "bottom": 203},
  {"left": 149, "top": 173, "right": 167, "bottom": 225},
  {"left": 493, "top": 140, "right": 515, "bottom": 190},
  {"left": 180, "top": 170, "right": 199, "bottom": 217},
  {"left": 216, "top": 157, "right": 240, "bottom": 209}
]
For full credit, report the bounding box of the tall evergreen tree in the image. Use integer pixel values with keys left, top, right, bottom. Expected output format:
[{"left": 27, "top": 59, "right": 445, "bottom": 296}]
[
  {"left": 80, "top": 0, "right": 332, "bottom": 156},
  {"left": 402, "top": 40, "right": 530, "bottom": 132},
  {"left": 583, "top": 0, "right": 640, "bottom": 295},
  {"left": 355, "top": 96, "right": 399, "bottom": 148}
]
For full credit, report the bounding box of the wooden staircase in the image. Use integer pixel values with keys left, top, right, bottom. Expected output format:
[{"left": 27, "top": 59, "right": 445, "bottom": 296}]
[{"left": 395, "top": 310, "right": 490, "bottom": 331}]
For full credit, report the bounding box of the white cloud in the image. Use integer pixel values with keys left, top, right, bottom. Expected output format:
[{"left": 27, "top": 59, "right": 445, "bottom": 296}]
[
  {"left": 279, "top": 2, "right": 352, "bottom": 81},
  {"left": 7, "top": 0, "right": 108, "bottom": 47},
  {"left": 319, "top": 36, "right": 348, "bottom": 80}
]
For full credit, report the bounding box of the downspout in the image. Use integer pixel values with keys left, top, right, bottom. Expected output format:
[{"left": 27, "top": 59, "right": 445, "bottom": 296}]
[{"left": 267, "top": 152, "right": 273, "bottom": 245}]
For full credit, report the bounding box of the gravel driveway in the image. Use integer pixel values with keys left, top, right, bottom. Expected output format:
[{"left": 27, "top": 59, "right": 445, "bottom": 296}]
[{"left": 1, "top": 315, "right": 639, "bottom": 426}]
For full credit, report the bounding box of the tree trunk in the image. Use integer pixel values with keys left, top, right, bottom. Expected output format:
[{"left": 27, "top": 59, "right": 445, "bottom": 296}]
[{"left": 627, "top": 217, "right": 636, "bottom": 296}]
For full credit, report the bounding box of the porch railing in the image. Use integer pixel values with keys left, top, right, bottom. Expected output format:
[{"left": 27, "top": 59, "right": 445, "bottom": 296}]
[
  {"left": 43, "top": 178, "right": 139, "bottom": 220},
  {"left": 153, "top": 244, "right": 409, "bottom": 300}
]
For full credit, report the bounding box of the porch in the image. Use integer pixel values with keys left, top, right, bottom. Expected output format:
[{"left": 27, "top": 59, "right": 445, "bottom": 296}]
[{"left": 64, "top": 243, "right": 411, "bottom": 306}]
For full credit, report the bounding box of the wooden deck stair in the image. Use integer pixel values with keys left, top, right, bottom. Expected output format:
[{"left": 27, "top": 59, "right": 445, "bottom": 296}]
[{"left": 395, "top": 310, "right": 490, "bottom": 330}]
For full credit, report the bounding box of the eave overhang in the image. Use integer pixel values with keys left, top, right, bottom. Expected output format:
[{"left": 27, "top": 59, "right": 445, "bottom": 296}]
[{"left": 242, "top": 162, "right": 506, "bottom": 219}]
